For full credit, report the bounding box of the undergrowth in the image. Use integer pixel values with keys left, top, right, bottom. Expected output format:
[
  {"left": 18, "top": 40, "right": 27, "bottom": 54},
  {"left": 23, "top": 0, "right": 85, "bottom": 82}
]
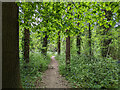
[
  {"left": 56, "top": 53, "right": 119, "bottom": 88},
  {"left": 19, "top": 52, "right": 51, "bottom": 88}
]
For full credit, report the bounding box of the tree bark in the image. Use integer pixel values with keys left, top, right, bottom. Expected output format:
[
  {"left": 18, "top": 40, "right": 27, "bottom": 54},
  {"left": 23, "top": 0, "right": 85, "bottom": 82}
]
[
  {"left": 24, "top": 28, "right": 30, "bottom": 63},
  {"left": 118, "top": 29, "right": 120, "bottom": 61},
  {"left": 66, "top": 30, "right": 70, "bottom": 71},
  {"left": 2, "top": 2, "right": 22, "bottom": 88},
  {"left": 76, "top": 17, "right": 81, "bottom": 55},
  {"left": 58, "top": 31, "right": 60, "bottom": 55},
  {"left": 89, "top": 23, "right": 92, "bottom": 58},
  {"left": 76, "top": 14, "right": 81, "bottom": 55},
  {"left": 41, "top": 31, "right": 48, "bottom": 55},
  {"left": 65, "top": 3, "right": 72, "bottom": 71},
  {"left": 77, "top": 34, "right": 81, "bottom": 55},
  {"left": 101, "top": 9, "right": 112, "bottom": 57}
]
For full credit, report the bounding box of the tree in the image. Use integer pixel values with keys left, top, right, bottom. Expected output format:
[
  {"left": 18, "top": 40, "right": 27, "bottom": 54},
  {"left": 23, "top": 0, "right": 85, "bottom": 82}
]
[
  {"left": 65, "top": 3, "right": 72, "bottom": 71},
  {"left": 58, "top": 31, "right": 61, "bottom": 55},
  {"left": 24, "top": 28, "right": 30, "bottom": 63},
  {"left": 118, "top": 29, "right": 120, "bottom": 61},
  {"left": 66, "top": 29, "right": 70, "bottom": 71},
  {"left": 76, "top": 33, "right": 81, "bottom": 55},
  {"left": 23, "top": 6, "right": 30, "bottom": 63},
  {"left": 88, "top": 23, "right": 92, "bottom": 58},
  {"left": 41, "top": 31, "right": 48, "bottom": 55},
  {"left": 2, "top": 2, "right": 22, "bottom": 88},
  {"left": 19, "top": 2, "right": 32, "bottom": 63},
  {"left": 101, "top": 9, "right": 112, "bottom": 57},
  {"left": 76, "top": 15, "right": 81, "bottom": 55}
]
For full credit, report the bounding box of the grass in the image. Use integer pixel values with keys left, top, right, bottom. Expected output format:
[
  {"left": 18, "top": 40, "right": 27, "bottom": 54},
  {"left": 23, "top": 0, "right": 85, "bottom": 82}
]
[
  {"left": 19, "top": 52, "right": 51, "bottom": 88},
  {"left": 56, "top": 52, "right": 119, "bottom": 88}
]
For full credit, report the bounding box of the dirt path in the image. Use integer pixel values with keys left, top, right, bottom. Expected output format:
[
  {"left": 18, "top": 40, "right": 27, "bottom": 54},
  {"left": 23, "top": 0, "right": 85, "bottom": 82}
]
[{"left": 35, "top": 56, "right": 71, "bottom": 88}]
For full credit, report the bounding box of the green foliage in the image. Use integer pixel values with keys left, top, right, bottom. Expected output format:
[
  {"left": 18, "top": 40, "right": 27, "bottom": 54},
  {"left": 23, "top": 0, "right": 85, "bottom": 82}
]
[
  {"left": 17, "top": 2, "right": 120, "bottom": 37},
  {"left": 57, "top": 53, "right": 119, "bottom": 88},
  {"left": 17, "top": 1, "right": 120, "bottom": 88},
  {"left": 19, "top": 52, "right": 51, "bottom": 88}
]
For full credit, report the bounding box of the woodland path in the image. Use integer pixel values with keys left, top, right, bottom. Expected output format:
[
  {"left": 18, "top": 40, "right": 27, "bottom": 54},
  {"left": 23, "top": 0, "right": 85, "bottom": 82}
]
[{"left": 35, "top": 56, "right": 71, "bottom": 88}]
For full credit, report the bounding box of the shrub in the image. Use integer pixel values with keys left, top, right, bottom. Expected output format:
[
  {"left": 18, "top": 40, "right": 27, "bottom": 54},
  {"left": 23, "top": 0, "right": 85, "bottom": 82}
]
[
  {"left": 19, "top": 52, "right": 50, "bottom": 88},
  {"left": 57, "top": 53, "right": 119, "bottom": 88}
]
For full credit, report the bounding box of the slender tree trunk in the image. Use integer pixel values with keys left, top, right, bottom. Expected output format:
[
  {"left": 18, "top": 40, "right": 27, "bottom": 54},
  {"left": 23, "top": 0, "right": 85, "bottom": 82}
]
[
  {"left": 66, "top": 3, "right": 72, "bottom": 71},
  {"left": 76, "top": 20, "right": 81, "bottom": 55},
  {"left": 24, "top": 28, "right": 30, "bottom": 63},
  {"left": 76, "top": 14, "right": 81, "bottom": 55},
  {"left": 66, "top": 30, "right": 70, "bottom": 71},
  {"left": 41, "top": 31, "right": 48, "bottom": 55},
  {"left": 101, "top": 9, "right": 112, "bottom": 57},
  {"left": 58, "top": 31, "right": 60, "bottom": 55},
  {"left": 21, "top": 35, "right": 24, "bottom": 57},
  {"left": 89, "top": 23, "right": 92, "bottom": 58},
  {"left": 2, "top": 2, "right": 22, "bottom": 88},
  {"left": 102, "top": 34, "right": 111, "bottom": 57},
  {"left": 77, "top": 34, "right": 81, "bottom": 55},
  {"left": 118, "top": 29, "right": 120, "bottom": 61}
]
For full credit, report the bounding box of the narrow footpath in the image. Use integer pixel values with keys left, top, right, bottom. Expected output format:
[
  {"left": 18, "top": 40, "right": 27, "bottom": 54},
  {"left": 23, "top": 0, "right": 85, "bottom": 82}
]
[{"left": 35, "top": 56, "right": 71, "bottom": 88}]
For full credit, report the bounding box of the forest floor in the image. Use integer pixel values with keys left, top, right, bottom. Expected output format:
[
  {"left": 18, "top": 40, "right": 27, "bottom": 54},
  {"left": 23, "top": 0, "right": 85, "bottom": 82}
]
[{"left": 35, "top": 56, "right": 71, "bottom": 88}]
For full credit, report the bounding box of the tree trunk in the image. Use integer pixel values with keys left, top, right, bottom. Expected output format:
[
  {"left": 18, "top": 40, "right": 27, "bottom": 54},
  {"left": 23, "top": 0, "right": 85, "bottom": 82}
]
[
  {"left": 2, "top": 2, "right": 22, "bottom": 88},
  {"left": 89, "top": 23, "right": 92, "bottom": 58},
  {"left": 118, "top": 29, "right": 120, "bottom": 61},
  {"left": 102, "top": 35, "right": 111, "bottom": 57},
  {"left": 58, "top": 31, "right": 60, "bottom": 55},
  {"left": 66, "top": 30, "right": 70, "bottom": 71},
  {"left": 24, "top": 28, "right": 30, "bottom": 63},
  {"left": 41, "top": 31, "right": 48, "bottom": 55},
  {"left": 101, "top": 9, "right": 112, "bottom": 57},
  {"left": 65, "top": 3, "right": 72, "bottom": 71},
  {"left": 76, "top": 14, "right": 81, "bottom": 55},
  {"left": 77, "top": 33, "right": 81, "bottom": 55}
]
